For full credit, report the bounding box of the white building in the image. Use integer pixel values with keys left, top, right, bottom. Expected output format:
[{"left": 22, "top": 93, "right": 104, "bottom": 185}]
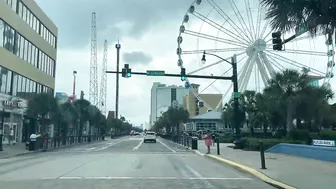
[{"left": 150, "top": 82, "right": 189, "bottom": 127}]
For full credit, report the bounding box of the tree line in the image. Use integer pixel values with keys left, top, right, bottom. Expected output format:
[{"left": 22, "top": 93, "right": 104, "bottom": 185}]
[
  {"left": 152, "top": 106, "right": 189, "bottom": 135},
  {"left": 25, "top": 93, "right": 137, "bottom": 139},
  {"left": 222, "top": 69, "right": 336, "bottom": 137}
]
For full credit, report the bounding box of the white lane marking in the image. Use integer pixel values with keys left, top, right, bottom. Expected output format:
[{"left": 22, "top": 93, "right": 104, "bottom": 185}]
[
  {"left": 158, "top": 139, "right": 176, "bottom": 153},
  {"left": 52, "top": 176, "right": 252, "bottom": 180},
  {"left": 185, "top": 164, "right": 215, "bottom": 189},
  {"left": 194, "top": 150, "right": 205, "bottom": 157},
  {"left": 86, "top": 147, "right": 97, "bottom": 151},
  {"left": 132, "top": 140, "right": 144, "bottom": 151},
  {"left": 96, "top": 141, "right": 124, "bottom": 151}
]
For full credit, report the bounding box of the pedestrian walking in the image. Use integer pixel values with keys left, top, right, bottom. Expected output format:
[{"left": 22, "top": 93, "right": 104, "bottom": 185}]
[
  {"left": 8, "top": 128, "right": 14, "bottom": 145},
  {"left": 204, "top": 130, "right": 212, "bottom": 154},
  {"left": 212, "top": 132, "right": 216, "bottom": 146}
]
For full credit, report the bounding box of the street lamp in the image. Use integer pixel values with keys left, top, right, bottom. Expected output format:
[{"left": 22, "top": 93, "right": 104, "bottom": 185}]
[
  {"left": 201, "top": 51, "right": 242, "bottom": 149},
  {"left": 72, "top": 71, "right": 77, "bottom": 102}
]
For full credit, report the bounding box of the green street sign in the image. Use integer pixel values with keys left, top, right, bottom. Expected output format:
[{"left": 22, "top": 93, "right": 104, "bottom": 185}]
[
  {"left": 231, "top": 92, "right": 241, "bottom": 98},
  {"left": 146, "top": 70, "right": 165, "bottom": 76},
  {"left": 295, "top": 23, "right": 308, "bottom": 36}
]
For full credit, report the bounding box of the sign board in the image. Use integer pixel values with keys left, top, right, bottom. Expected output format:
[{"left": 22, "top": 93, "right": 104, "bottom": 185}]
[
  {"left": 312, "top": 139, "right": 336, "bottom": 147},
  {"left": 185, "top": 81, "right": 190, "bottom": 89},
  {"left": 231, "top": 92, "right": 241, "bottom": 98},
  {"left": 2, "top": 97, "right": 24, "bottom": 108},
  {"left": 295, "top": 23, "right": 308, "bottom": 36},
  {"left": 146, "top": 70, "right": 165, "bottom": 76}
]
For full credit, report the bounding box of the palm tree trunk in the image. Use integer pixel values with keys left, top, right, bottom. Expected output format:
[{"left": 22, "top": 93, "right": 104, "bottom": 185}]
[{"left": 286, "top": 102, "right": 294, "bottom": 131}]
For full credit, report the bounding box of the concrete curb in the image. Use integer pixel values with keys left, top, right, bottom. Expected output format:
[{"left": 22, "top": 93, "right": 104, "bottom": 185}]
[{"left": 193, "top": 150, "right": 297, "bottom": 189}]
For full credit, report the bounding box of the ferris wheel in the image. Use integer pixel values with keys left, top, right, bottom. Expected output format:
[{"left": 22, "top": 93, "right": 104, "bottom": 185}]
[{"left": 177, "top": 0, "right": 335, "bottom": 112}]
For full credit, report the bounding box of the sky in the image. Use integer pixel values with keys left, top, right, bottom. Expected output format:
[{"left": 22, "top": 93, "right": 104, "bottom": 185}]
[{"left": 35, "top": 0, "right": 335, "bottom": 126}]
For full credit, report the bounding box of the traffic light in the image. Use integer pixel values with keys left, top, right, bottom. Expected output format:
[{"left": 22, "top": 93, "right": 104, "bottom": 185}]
[
  {"left": 181, "top": 68, "right": 186, "bottom": 81},
  {"left": 122, "top": 64, "right": 131, "bottom": 78},
  {"left": 272, "top": 31, "right": 282, "bottom": 51}
]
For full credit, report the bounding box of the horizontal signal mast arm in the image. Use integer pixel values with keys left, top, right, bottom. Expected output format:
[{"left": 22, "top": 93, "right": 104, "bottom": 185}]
[{"left": 106, "top": 71, "right": 233, "bottom": 80}]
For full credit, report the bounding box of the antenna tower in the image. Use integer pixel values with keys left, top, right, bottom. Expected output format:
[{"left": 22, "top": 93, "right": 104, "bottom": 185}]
[
  {"left": 99, "top": 40, "right": 108, "bottom": 116},
  {"left": 89, "top": 12, "right": 99, "bottom": 106}
]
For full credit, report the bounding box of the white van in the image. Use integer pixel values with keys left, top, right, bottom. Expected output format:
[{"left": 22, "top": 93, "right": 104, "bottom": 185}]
[{"left": 144, "top": 131, "right": 156, "bottom": 143}]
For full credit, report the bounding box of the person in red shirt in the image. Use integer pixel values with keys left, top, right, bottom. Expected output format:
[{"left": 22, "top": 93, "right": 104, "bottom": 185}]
[{"left": 204, "top": 130, "right": 212, "bottom": 154}]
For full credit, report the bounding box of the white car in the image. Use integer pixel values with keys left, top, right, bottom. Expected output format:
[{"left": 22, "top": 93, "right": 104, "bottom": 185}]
[{"left": 144, "top": 132, "right": 156, "bottom": 143}]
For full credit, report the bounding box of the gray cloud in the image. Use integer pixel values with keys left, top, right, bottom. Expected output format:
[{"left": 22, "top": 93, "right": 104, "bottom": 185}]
[
  {"left": 123, "top": 51, "right": 152, "bottom": 65},
  {"left": 37, "top": 0, "right": 191, "bottom": 49}
]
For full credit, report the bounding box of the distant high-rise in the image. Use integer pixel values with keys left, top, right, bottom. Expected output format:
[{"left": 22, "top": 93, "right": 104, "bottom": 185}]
[{"left": 150, "top": 82, "right": 189, "bottom": 127}]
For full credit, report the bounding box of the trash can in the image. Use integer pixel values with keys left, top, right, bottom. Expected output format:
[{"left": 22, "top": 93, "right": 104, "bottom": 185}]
[{"left": 191, "top": 136, "right": 198, "bottom": 150}]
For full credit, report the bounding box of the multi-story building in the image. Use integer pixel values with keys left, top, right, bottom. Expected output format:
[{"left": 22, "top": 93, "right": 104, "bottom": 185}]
[
  {"left": 0, "top": 0, "right": 57, "bottom": 143},
  {"left": 150, "top": 82, "right": 189, "bottom": 127},
  {"left": 183, "top": 83, "right": 222, "bottom": 117}
]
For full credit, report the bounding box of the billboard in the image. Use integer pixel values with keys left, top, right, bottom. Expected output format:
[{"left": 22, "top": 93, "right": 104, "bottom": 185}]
[{"left": 55, "top": 92, "right": 70, "bottom": 104}]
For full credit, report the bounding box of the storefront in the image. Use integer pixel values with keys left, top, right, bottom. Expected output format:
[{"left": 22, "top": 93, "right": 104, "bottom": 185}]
[{"left": 0, "top": 94, "right": 27, "bottom": 144}]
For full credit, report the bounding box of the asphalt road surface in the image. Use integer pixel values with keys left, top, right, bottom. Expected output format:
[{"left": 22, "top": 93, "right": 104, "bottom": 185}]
[{"left": 0, "top": 135, "right": 275, "bottom": 189}]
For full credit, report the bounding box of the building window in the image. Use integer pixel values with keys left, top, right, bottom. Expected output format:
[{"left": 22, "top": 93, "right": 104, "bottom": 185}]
[
  {"left": 17, "top": 1, "right": 57, "bottom": 48},
  {"left": 3, "top": 0, "right": 17, "bottom": 12},
  {"left": 0, "top": 20, "right": 4, "bottom": 47},
  {"left": 0, "top": 66, "right": 53, "bottom": 100},
  {"left": 0, "top": 19, "right": 56, "bottom": 77}
]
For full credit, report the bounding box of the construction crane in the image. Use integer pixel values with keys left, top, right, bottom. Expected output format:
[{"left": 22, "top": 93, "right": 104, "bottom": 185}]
[
  {"left": 99, "top": 40, "right": 108, "bottom": 116},
  {"left": 89, "top": 12, "right": 99, "bottom": 106}
]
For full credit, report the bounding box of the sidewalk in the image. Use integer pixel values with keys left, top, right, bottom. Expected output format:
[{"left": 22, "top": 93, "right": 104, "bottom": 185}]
[
  {"left": 0, "top": 137, "right": 110, "bottom": 159},
  {"left": 0, "top": 142, "right": 30, "bottom": 158},
  {"left": 197, "top": 140, "right": 336, "bottom": 189}
]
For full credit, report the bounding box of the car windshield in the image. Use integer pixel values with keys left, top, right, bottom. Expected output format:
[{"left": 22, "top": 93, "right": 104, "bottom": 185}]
[{"left": 146, "top": 132, "right": 155, "bottom": 135}]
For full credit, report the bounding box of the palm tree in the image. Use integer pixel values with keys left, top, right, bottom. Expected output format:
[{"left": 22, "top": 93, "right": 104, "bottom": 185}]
[
  {"left": 27, "top": 93, "right": 58, "bottom": 134},
  {"left": 297, "top": 85, "right": 334, "bottom": 131},
  {"left": 73, "top": 99, "right": 91, "bottom": 141},
  {"left": 265, "top": 69, "right": 310, "bottom": 131},
  {"left": 59, "top": 102, "right": 78, "bottom": 138},
  {"left": 261, "top": 0, "right": 336, "bottom": 37}
]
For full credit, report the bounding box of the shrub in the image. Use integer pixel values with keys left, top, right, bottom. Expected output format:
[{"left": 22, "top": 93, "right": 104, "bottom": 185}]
[
  {"left": 318, "top": 130, "right": 336, "bottom": 140},
  {"left": 243, "top": 137, "right": 304, "bottom": 151},
  {"left": 288, "top": 129, "right": 310, "bottom": 141}
]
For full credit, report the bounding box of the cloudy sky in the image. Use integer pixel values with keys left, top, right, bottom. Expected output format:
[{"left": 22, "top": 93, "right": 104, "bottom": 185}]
[{"left": 35, "top": 0, "right": 334, "bottom": 126}]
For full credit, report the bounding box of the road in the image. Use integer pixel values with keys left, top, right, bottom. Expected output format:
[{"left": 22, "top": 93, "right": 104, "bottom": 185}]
[{"left": 0, "top": 135, "right": 274, "bottom": 189}]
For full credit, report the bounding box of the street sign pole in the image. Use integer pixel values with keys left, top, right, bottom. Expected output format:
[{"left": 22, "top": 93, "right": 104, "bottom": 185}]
[{"left": 232, "top": 54, "right": 242, "bottom": 149}]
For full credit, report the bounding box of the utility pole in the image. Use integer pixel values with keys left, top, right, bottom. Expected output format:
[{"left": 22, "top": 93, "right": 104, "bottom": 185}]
[{"left": 115, "top": 40, "right": 121, "bottom": 119}]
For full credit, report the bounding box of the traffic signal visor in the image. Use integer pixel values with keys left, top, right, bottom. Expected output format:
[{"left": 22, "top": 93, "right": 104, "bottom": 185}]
[{"left": 122, "top": 68, "right": 126, "bottom": 77}]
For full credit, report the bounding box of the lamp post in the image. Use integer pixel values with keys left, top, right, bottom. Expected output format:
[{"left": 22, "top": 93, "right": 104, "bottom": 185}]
[
  {"left": 201, "top": 51, "right": 242, "bottom": 149},
  {"left": 72, "top": 71, "right": 77, "bottom": 102}
]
